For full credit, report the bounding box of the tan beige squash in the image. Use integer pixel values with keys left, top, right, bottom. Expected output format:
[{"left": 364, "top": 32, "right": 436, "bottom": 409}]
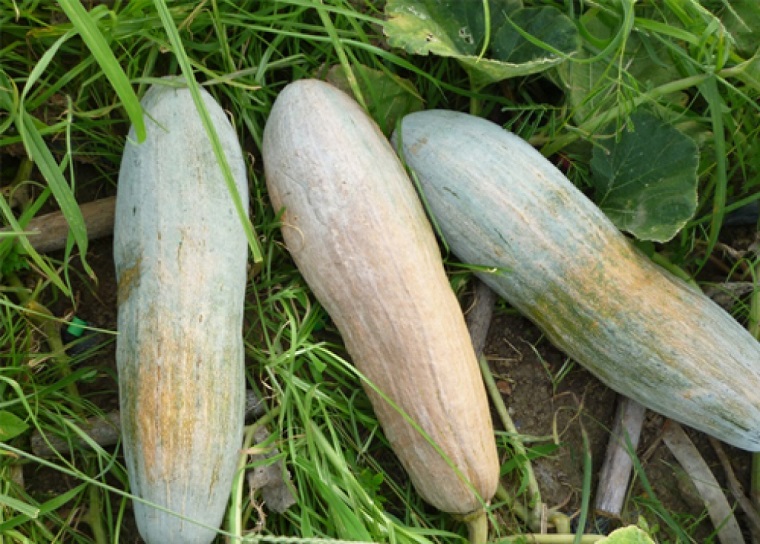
[{"left": 262, "top": 79, "right": 500, "bottom": 516}]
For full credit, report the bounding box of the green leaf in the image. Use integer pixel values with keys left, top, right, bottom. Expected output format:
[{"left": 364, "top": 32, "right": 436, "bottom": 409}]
[
  {"left": 590, "top": 111, "right": 699, "bottom": 243},
  {"left": 599, "top": 525, "right": 656, "bottom": 544},
  {"left": 0, "top": 493, "right": 40, "bottom": 519},
  {"left": 558, "top": 6, "right": 687, "bottom": 125},
  {"left": 491, "top": 7, "right": 580, "bottom": 65},
  {"left": 325, "top": 63, "right": 423, "bottom": 136},
  {"left": 717, "top": 0, "right": 760, "bottom": 56},
  {"left": 383, "top": 0, "right": 579, "bottom": 88},
  {"left": 0, "top": 410, "right": 29, "bottom": 441}
]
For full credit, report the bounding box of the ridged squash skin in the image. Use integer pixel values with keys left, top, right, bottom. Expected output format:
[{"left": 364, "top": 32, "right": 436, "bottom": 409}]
[
  {"left": 262, "top": 80, "right": 499, "bottom": 514},
  {"left": 393, "top": 110, "right": 760, "bottom": 452},
  {"left": 114, "top": 81, "right": 248, "bottom": 543}
]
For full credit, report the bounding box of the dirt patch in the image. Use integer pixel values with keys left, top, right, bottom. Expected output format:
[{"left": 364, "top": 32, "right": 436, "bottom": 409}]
[
  {"left": 483, "top": 310, "right": 754, "bottom": 539},
  {"left": 485, "top": 312, "right": 617, "bottom": 509}
]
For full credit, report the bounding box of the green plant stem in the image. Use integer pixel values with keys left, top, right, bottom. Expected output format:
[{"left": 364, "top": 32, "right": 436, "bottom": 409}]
[
  {"left": 649, "top": 252, "right": 698, "bottom": 288},
  {"left": 7, "top": 273, "right": 80, "bottom": 400},
  {"left": 496, "top": 535, "right": 605, "bottom": 543},
  {"left": 478, "top": 354, "right": 544, "bottom": 531},
  {"left": 494, "top": 484, "right": 530, "bottom": 524},
  {"left": 468, "top": 76, "right": 482, "bottom": 116},
  {"left": 548, "top": 511, "right": 572, "bottom": 534},
  {"left": 228, "top": 406, "right": 280, "bottom": 538},
  {"left": 573, "top": 427, "right": 593, "bottom": 544},
  {"left": 460, "top": 508, "right": 488, "bottom": 544},
  {"left": 85, "top": 478, "right": 108, "bottom": 544}
]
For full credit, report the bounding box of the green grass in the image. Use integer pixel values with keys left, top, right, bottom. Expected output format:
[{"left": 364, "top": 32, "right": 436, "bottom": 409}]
[{"left": 1, "top": 0, "right": 759, "bottom": 543}]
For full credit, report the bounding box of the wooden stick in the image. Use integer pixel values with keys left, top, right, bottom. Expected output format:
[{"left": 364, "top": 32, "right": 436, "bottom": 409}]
[
  {"left": 663, "top": 420, "right": 744, "bottom": 544},
  {"left": 594, "top": 396, "right": 647, "bottom": 517},
  {"left": 465, "top": 279, "right": 497, "bottom": 358},
  {"left": 31, "top": 410, "right": 121, "bottom": 458},
  {"left": 2, "top": 196, "right": 115, "bottom": 253},
  {"left": 709, "top": 435, "right": 760, "bottom": 539}
]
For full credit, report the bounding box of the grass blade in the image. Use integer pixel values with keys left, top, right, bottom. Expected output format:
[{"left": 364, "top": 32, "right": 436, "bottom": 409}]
[
  {"left": 57, "top": 0, "right": 146, "bottom": 142},
  {"left": 0, "top": 492, "right": 41, "bottom": 519},
  {"left": 698, "top": 75, "right": 728, "bottom": 262},
  {"left": 15, "top": 109, "right": 90, "bottom": 284},
  {"left": 152, "top": 0, "right": 263, "bottom": 264},
  {"left": 0, "top": 189, "right": 68, "bottom": 294}
]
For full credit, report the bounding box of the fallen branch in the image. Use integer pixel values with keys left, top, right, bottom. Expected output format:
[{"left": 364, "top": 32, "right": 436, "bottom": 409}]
[
  {"left": 709, "top": 436, "right": 760, "bottom": 540},
  {"left": 1, "top": 196, "right": 115, "bottom": 253},
  {"left": 662, "top": 421, "right": 744, "bottom": 544},
  {"left": 594, "top": 397, "right": 647, "bottom": 518}
]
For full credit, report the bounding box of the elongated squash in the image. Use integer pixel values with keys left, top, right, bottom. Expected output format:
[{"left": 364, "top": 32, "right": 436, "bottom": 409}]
[
  {"left": 114, "top": 80, "right": 248, "bottom": 543},
  {"left": 393, "top": 110, "right": 760, "bottom": 451},
  {"left": 262, "top": 80, "right": 499, "bottom": 515}
]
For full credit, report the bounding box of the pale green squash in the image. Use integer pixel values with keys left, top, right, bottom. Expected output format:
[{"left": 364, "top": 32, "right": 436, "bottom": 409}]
[
  {"left": 114, "top": 80, "right": 248, "bottom": 543},
  {"left": 393, "top": 109, "right": 760, "bottom": 452}
]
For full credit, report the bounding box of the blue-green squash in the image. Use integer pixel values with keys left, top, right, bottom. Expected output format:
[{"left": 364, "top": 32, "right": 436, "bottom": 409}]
[
  {"left": 393, "top": 109, "right": 760, "bottom": 452},
  {"left": 114, "top": 80, "right": 248, "bottom": 543}
]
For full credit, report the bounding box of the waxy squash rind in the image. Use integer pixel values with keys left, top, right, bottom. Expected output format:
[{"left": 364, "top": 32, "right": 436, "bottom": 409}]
[
  {"left": 394, "top": 109, "right": 760, "bottom": 452},
  {"left": 114, "top": 80, "right": 249, "bottom": 543},
  {"left": 262, "top": 80, "right": 500, "bottom": 514}
]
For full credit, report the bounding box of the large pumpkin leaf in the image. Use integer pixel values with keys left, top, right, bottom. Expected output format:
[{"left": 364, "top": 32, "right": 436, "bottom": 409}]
[
  {"left": 590, "top": 111, "right": 699, "bottom": 243},
  {"left": 383, "top": 0, "right": 580, "bottom": 88}
]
